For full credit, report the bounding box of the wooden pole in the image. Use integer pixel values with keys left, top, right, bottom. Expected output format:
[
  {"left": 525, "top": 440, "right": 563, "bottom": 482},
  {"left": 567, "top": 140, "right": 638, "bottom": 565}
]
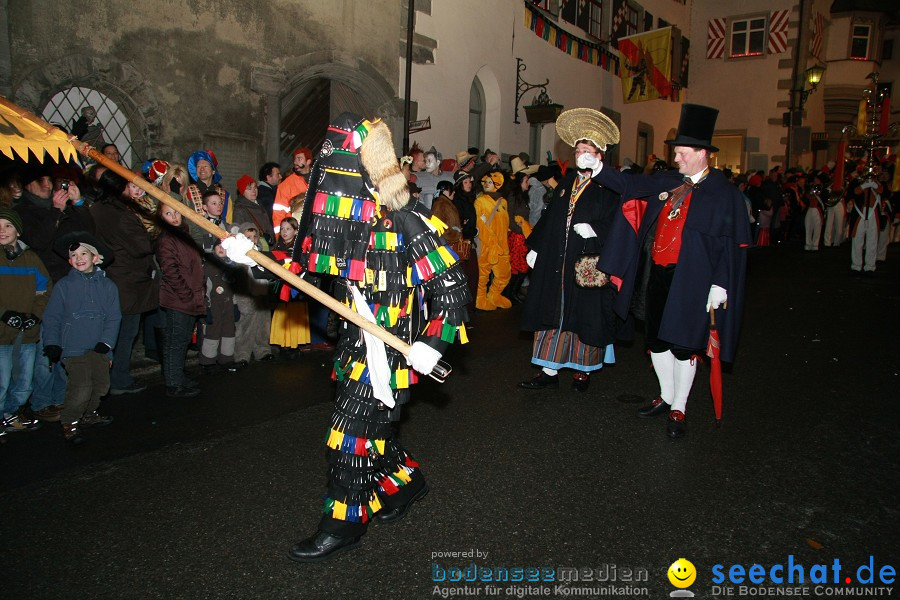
[{"left": 0, "top": 96, "right": 417, "bottom": 358}]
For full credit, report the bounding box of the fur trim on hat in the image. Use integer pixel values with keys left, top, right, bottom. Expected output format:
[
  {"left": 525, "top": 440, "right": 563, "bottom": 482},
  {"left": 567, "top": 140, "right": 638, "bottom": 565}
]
[{"left": 360, "top": 120, "right": 410, "bottom": 212}]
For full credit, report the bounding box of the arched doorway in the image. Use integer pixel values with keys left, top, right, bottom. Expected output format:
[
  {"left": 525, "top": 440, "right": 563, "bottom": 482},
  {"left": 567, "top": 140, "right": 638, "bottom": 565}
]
[{"left": 278, "top": 59, "right": 399, "bottom": 168}]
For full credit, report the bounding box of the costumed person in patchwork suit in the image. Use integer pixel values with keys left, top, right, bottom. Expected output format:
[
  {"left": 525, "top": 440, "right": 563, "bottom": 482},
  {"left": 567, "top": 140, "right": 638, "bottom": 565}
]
[
  {"left": 225, "top": 114, "right": 470, "bottom": 562},
  {"left": 594, "top": 104, "right": 751, "bottom": 439},
  {"left": 518, "top": 109, "right": 623, "bottom": 393}
]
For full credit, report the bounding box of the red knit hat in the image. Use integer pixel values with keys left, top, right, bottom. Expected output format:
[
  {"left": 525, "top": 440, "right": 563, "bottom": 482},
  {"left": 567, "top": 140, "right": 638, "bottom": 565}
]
[{"left": 236, "top": 174, "right": 255, "bottom": 196}]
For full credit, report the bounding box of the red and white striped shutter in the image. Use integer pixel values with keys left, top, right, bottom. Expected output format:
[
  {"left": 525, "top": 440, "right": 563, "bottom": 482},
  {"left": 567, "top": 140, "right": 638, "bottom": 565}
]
[
  {"left": 811, "top": 12, "right": 825, "bottom": 58},
  {"left": 707, "top": 18, "right": 726, "bottom": 59},
  {"left": 768, "top": 10, "right": 789, "bottom": 54}
]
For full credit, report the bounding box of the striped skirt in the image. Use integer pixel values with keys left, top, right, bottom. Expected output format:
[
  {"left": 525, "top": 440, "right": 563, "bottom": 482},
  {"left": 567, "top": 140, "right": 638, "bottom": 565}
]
[{"left": 531, "top": 328, "right": 615, "bottom": 372}]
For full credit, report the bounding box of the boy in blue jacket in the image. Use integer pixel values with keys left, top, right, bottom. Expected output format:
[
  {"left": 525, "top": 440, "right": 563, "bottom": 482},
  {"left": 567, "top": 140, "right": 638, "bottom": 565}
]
[{"left": 42, "top": 232, "right": 121, "bottom": 444}]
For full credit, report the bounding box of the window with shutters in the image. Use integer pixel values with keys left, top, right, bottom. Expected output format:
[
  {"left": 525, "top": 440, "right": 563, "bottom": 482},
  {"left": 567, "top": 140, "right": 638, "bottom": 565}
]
[{"left": 730, "top": 16, "right": 767, "bottom": 57}]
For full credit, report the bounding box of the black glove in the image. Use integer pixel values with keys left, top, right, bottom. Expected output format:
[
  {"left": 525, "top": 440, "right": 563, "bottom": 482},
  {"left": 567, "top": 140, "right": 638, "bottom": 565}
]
[
  {"left": 43, "top": 344, "right": 62, "bottom": 364},
  {"left": 93, "top": 342, "right": 111, "bottom": 354},
  {"left": 21, "top": 313, "right": 40, "bottom": 330},
  {"left": 1, "top": 310, "right": 24, "bottom": 329}
]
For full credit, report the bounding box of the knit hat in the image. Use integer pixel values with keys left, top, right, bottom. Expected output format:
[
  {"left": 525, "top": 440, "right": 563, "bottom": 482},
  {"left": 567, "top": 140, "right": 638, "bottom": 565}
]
[
  {"left": 236, "top": 174, "right": 255, "bottom": 196},
  {"left": 481, "top": 171, "right": 504, "bottom": 189},
  {"left": 21, "top": 165, "right": 51, "bottom": 187},
  {"left": 0, "top": 207, "right": 24, "bottom": 234},
  {"left": 556, "top": 108, "right": 620, "bottom": 151}
]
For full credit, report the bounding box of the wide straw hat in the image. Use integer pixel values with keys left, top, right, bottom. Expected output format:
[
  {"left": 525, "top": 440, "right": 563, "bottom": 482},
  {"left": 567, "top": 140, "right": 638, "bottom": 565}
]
[
  {"left": 510, "top": 156, "right": 538, "bottom": 176},
  {"left": 555, "top": 108, "right": 620, "bottom": 151}
]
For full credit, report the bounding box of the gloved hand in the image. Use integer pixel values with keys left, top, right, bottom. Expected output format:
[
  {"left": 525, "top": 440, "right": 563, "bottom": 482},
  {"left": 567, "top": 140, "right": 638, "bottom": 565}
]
[
  {"left": 1, "top": 310, "right": 24, "bottom": 329},
  {"left": 221, "top": 234, "right": 257, "bottom": 266},
  {"left": 575, "top": 152, "right": 603, "bottom": 177},
  {"left": 94, "top": 342, "right": 111, "bottom": 354},
  {"left": 859, "top": 180, "right": 878, "bottom": 191},
  {"left": 21, "top": 313, "right": 40, "bottom": 330},
  {"left": 573, "top": 223, "right": 597, "bottom": 239},
  {"left": 706, "top": 285, "right": 728, "bottom": 312},
  {"left": 43, "top": 344, "right": 62, "bottom": 364},
  {"left": 526, "top": 250, "right": 537, "bottom": 268},
  {"left": 406, "top": 341, "right": 442, "bottom": 375}
]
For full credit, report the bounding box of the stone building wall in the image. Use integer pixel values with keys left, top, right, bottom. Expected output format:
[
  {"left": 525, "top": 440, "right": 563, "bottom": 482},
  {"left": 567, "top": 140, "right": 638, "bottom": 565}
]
[{"left": 4, "top": 0, "right": 404, "bottom": 188}]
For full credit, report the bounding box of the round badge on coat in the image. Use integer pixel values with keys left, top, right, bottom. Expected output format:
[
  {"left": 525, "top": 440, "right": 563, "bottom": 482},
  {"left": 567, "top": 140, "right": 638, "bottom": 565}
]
[{"left": 659, "top": 192, "right": 669, "bottom": 202}]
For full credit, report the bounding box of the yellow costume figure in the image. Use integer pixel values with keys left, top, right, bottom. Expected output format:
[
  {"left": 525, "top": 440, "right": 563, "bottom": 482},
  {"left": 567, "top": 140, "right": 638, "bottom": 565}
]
[{"left": 474, "top": 172, "right": 512, "bottom": 310}]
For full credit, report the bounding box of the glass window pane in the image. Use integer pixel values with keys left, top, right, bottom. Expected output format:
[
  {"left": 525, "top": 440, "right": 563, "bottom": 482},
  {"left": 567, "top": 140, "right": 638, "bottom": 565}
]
[
  {"left": 733, "top": 21, "right": 747, "bottom": 32},
  {"left": 749, "top": 31, "right": 765, "bottom": 54}
]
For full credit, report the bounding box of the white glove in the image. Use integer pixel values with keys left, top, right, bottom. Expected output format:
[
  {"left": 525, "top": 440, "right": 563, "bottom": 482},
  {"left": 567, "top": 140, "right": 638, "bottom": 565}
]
[
  {"left": 407, "top": 341, "right": 442, "bottom": 375},
  {"left": 221, "top": 234, "right": 257, "bottom": 267},
  {"left": 573, "top": 223, "right": 597, "bottom": 239},
  {"left": 575, "top": 152, "right": 603, "bottom": 177},
  {"left": 706, "top": 285, "right": 728, "bottom": 312},
  {"left": 860, "top": 181, "right": 878, "bottom": 190},
  {"left": 526, "top": 250, "right": 537, "bottom": 268}
]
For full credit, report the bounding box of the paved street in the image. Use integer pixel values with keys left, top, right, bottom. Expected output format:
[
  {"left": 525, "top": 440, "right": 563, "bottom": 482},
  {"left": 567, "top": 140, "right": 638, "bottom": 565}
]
[{"left": 1, "top": 241, "right": 897, "bottom": 599}]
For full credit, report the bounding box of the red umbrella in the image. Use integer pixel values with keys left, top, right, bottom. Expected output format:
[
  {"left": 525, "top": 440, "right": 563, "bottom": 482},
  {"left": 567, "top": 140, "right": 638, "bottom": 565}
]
[{"left": 707, "top": 307, "right": 723, "bottom": 425}]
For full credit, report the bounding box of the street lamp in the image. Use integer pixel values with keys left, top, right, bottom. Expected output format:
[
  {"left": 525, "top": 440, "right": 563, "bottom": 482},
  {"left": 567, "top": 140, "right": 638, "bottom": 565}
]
[{"left": 799, "top": 64, "right": 826, "bottom": 107}]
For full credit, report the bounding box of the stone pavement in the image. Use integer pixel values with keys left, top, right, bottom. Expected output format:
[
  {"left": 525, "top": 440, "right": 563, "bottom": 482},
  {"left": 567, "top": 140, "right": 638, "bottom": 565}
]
[{"left": 0, "top": 241, "right": 897, "bottom": 599}]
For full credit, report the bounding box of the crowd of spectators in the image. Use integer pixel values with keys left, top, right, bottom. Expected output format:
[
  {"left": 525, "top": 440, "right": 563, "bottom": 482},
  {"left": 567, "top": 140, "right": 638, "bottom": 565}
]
[{"left": 0, "top": 124, "right": 896, "bottom": 445}]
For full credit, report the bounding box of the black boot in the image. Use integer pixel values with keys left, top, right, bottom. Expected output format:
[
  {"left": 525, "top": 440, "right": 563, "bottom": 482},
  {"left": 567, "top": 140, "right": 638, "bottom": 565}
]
[
  {"left": 376, "top": 484, "right": 430, "bottom": 524},
  {"left": 288, "top": 531, "right": 361, "bottom": 563}
]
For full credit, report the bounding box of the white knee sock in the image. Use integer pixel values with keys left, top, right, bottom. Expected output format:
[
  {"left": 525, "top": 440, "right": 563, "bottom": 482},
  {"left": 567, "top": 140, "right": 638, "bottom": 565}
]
[
  {"left": 671, "top": 357, "right": 697, "bottom": 413},
  {"left": 650, "top": 351, "right": 675, "bottom": 405},
  {"left": 542, "top": 367, "right": 558, "bottom": 376}
]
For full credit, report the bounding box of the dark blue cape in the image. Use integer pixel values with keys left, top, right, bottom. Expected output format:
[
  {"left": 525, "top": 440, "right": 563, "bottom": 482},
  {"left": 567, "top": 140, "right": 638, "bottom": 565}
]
[{"left": 596, "top": 167, "right": 751, "bottom": 362}]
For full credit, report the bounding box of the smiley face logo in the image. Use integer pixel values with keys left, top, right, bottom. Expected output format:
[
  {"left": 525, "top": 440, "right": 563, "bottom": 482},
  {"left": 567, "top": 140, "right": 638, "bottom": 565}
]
[{"left": 667, "top": 558, "right": 696, "bottom": 588}]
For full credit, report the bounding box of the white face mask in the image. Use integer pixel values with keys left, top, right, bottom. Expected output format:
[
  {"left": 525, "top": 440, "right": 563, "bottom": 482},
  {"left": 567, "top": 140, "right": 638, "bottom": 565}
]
[
  {"left": 576, "top": 153, "right": 596, "bottom": 170},
  {"left": 425, "top": 155, "right": 438, "bottom": 171}
]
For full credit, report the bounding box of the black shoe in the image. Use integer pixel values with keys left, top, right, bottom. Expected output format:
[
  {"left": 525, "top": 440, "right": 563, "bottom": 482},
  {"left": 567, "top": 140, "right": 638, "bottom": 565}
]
[
  {"left": 166, "top": 386, "right": 201, "bottom": 398},
  {"left": 637, "top": 397, "right": 670, "bottom": 418},
  {"left": 376, "top": 484, "right": 430, "bottom": 524},
  {"left": 572, "top": 373, "right": 590, "bottom": 392},
  {"left": 667, "top": 410, "right": 686, "bottom": 439},
  {"left": 287, "top": 531, "right": 361, "bottom": 563},
  {"left": 224, "top": 362, "right": 242, "bottom": 373},
  {"left": 518, "top": 372, "right": 559, "bottom": 390}
]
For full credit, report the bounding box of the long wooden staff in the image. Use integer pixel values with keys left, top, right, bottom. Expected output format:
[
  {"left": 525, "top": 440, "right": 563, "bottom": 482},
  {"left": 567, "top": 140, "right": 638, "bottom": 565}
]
[{"left": 0, "top": 96, "right": 450, "bottom": 381}]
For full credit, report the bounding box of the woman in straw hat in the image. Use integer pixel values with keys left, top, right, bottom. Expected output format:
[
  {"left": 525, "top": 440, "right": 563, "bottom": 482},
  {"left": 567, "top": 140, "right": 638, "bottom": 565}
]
[{"left": 519, "top": 108, "right": 624, "bottom": 393}]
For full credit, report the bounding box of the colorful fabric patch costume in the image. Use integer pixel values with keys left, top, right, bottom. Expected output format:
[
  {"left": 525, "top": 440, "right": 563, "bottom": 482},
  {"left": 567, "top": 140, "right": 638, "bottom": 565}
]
[{"left": 290, "top": 113, "right": 470, "bottom": 554}]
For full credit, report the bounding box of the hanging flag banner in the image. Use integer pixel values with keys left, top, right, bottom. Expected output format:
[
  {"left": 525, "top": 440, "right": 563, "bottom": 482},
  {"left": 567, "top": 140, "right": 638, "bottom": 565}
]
[
  {"left": 618, "top": 27, "right": 674, "bottom": 103},
  {"left": 524, "top": 3, "right": 619, "bottom": 76}
]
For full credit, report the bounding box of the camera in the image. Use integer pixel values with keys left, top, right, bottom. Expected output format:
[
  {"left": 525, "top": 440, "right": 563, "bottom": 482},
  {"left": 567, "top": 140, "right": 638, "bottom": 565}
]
[{"left": 60, "top": 180, "right": 69, "bottom": 191}]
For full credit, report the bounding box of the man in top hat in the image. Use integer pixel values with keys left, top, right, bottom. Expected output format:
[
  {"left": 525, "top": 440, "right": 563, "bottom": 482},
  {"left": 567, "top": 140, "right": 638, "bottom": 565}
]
[
  {"left": 519, "top": 108, "right": 624, "bottom": 393},
  {"left": 592, "top": 104, "right": 751, "bottom": 439}
]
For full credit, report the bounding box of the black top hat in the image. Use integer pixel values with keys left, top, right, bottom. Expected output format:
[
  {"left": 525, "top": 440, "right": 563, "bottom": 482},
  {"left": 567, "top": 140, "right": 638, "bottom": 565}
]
[
  {"left": 665, "top": 104, "right": 720, "bottom": 152},
  {"left": 53, "top": 230, "right": 114, "bottom": 269}
]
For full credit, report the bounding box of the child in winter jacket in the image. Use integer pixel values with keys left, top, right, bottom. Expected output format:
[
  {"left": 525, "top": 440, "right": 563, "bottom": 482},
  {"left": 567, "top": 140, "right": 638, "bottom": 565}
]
[{"left": 42, "top": 231, "right": 121, "bottom": 444}]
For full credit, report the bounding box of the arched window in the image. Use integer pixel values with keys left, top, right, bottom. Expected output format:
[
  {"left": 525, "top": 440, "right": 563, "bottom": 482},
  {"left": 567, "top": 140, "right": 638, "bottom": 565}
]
[
  {"left": 42, "top": 87, "right": 142, "bottom": 168},
  {"left": 468, "top": 78, "right": 485, "bottom": 151}
]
